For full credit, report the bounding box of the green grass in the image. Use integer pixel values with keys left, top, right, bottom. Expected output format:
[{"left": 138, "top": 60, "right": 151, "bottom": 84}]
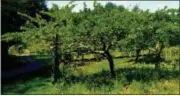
[
  {"left": 2, "top": 56, "right": 179, "bottom": 94},
  {"left": 2, "top": 47, "right": 179, "bottom": 94}
]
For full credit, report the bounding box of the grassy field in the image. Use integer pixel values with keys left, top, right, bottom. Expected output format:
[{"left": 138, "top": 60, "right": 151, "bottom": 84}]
[{"left": 2, "top": 50, "right": 179, "bottom": 95}]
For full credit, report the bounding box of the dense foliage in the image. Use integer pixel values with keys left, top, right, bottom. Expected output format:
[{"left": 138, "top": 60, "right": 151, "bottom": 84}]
[
  {"left": 2, "top": 1, "right": 179, "bottom": 81},
  {"left": 1, "top": 0, "right": 48, "bottom": 72}
]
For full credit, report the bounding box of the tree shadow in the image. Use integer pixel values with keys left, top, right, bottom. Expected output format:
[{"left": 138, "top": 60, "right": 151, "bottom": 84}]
[
  {"left": 126, "top": 54, "right": 167, "bottom": 64},
  {"left": 1, "top": 65, "right": 51, "bottom": 94},
  {"left": 2, "top": 54, "right": 52, "bottom": 84},
  {"left": 116, "top": 67, "right": 179, "bottom": 82},
  {"left": 2, "top": 63, "right": 179, "bottom": 94},
  {"left": 1, "top": 80, "right": 47, "bottom": 95},
  {"left": 60, "top": 70, "right": 115, "bottom": 91},
  {"left": 2, "top": 65, "right": 52, "bottom": 85},
  {"left": 2, "top": 55, "right": 27, "bottom": 71},
  {"left": 59, "top": 66, "right": 179, "bottom": 91}
]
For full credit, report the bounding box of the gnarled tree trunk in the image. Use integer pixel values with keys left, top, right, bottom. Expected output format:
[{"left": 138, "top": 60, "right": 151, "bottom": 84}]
[
  {"left": 105, "top": 49, "right": 116, "bottom": 78},
  {"left": 103, "top": 44, "right": 116, "bottom": 78}
]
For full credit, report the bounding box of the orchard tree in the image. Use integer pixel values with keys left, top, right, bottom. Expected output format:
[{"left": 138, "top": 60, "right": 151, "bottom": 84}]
[
  {"left": 166, "top": 8, "right": 180, "bottom": 46},
  {"left": 74, "top": 2, "right": 130, "bottom": 78},
  {"left": 118, "top": 5, "right": 125, "bottom": 12},
  {"left": 105, "top": 2, "right": 117, "bottom": 10},
  {"left": 120, "top": 9, "right": 154, "bottom": 61},
  {"left": 150, "top": 6, "right": 179, "bottom": 76},
  {"left": 2, "top": 2, "right": 76, "bottom": 83}
]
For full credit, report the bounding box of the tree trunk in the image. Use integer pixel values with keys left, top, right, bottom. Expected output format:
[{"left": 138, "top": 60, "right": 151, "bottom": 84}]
[
  {"left": 104, "top": 49, "right": 116, "bottom": 78},
  {"left": 155, "top": 53, "right": 160, "bottom": 71},
  {"left": 135, "top": 49, "right": 141, "bottom": 62},
  {"left": 154, "top": 41, "right": 164, "bottom": 79},
  {"left": 154, "top": 52, "right": 161, "bottom": 80},
  {"left": 53, "top": 34, "right": 60, "bottom": 84}
]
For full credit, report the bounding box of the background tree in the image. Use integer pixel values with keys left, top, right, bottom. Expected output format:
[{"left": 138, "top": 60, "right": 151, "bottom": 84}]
[
  {"left": 166, "top": 8, "right": 180, "bottom": 46},
  {"left": 105, "top": 2, "right": 117, "bottom": 10},
  {"left": 118, "top": 5, "right": 125, "bottom": 12},
  {"left": 120, "top": 8, "right": 154, "bottom": 61},
  {"left": 150, "top": 6, "right": 179, "bottom": 77}
]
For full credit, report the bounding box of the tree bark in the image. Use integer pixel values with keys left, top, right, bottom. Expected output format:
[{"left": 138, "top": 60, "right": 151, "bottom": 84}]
[
  {"left": 154, "top": 53, "right": 160, "bottom": 80},
  {"left": 53, "top": 34, "right": 60, "bottom": 83},
  {"left": 155, "top": 53, "right": 160, "bottom": 73},
  {"left": 104, "top": 49, "right": 116, "bottom": 78},
  {"left": 102, "top": 43, "right": 116, "bottom": 79},
  {"left": 154, "top": 41, "right": 164, "bottom": 78}
]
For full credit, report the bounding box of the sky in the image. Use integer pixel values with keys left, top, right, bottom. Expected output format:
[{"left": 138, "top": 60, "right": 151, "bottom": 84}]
[{"left": 46, "top": 1, "right": 179, "bottom": 12}]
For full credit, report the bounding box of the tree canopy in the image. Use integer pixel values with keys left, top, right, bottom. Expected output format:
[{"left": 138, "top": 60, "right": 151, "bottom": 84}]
[{"left": 2, "top": 1, "right": 179, "bottom": 80}]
